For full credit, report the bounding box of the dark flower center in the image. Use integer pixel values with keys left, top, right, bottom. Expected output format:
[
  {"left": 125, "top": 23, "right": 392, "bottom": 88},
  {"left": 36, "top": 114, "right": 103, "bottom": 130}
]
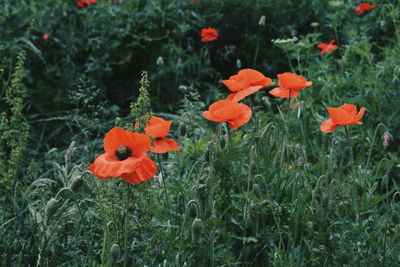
[
  {"left": 115, "top": 146, "right": 132, "bottom": 161},
  {"left": 155, "top": 137, "right": 163, "bottom": 140}
]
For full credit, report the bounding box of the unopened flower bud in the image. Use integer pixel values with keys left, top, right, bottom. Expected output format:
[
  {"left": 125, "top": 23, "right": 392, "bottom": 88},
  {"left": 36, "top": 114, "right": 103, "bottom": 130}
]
[
  {"left": 252, "top": 183, "right": 261, "bottom": 197},
  {"left": 311, "top": 22, "right": 319, "bottom": 28},
  {"left": 70, "top": 176, "right": 84, "bottom": 192},
  {"left": 45, "top": 198, "right": 59, "bottom": 222},
  {"left": 156, "top": 56, "right": 164, "bottom": 66},
  {"left": 236, "top": 59, "right": 242, "bottom": 69},
  {"left": 258, "top": 15, "right": 266, "bottom": 26},
  {"left": 383, "top": 132, "right": 391, "bottom": 148},
  {"left": 110, "top": 243, "right": 121, "bottom": 263},
  {"left": 191, "top": 218, "right": 204, "bottom": 241}
]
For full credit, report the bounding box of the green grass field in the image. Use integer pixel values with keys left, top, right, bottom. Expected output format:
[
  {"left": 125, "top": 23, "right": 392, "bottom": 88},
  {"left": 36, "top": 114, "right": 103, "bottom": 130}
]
[{"left": 1, "top": 0, "right": 399, "bottom": 266}]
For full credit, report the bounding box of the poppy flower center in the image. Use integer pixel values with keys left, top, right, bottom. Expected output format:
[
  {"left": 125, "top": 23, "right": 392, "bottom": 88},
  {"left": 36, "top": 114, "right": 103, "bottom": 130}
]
[{"left": 115, "top": 146, "right": 132, "bottom": 161}]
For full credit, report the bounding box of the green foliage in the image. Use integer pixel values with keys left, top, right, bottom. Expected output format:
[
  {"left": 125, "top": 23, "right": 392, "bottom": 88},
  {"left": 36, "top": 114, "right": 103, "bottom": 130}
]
[
  {"left": 1, "top": 0, "right": 400, "bottom": 266},
  {"left": 0, "top": 50, "right": 29, "bottom": 217}
]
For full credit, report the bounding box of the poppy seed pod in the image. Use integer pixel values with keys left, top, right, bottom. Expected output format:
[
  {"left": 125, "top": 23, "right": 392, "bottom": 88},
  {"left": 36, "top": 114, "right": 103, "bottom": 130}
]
[
  {"left": 45, "top": 198, "right": 59, "bottom": 222},
  {"left": 110, "top": 243, "right": 121, "bottom": 263},
  {"left": 191, "top": 218, "right": 204, "bottom": 241},
  {"left": 70, "top": 176, "right": 84, "bottom": 192}
]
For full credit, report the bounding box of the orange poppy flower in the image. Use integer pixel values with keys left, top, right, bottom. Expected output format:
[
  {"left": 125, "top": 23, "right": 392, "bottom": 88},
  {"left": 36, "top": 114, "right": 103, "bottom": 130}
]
[
  {"left": 88, "top": 127, "right": 158, "bottom": 183},
  {"left": 203, "top": 99, "right": 252, "bottom": 130},
  {"left": 76, "top": 0, "right": 97, "bottom": 7},
  {"left": 317, "top": 40, "right": 338, "bottom": 55},
  {"left": 142, "top": 116, "right": 181, "bottom": 154},
  {"left": 222, "top": 69, "right": 273, "bottom": 102},
  {"left": 269, "top": 72, "right": 312, "bottom": 98},
  {"left": 320, "top": 104, "right": 366, "bottom": 133},
  {"left": 356, "top": 3, "right": 375, "bottom": 15},
  {"left": 201, "top": 27, "right": 218, "bottom": 42},
  {"left": 42, "top": 33, "right": 50, "bottom": 41}
]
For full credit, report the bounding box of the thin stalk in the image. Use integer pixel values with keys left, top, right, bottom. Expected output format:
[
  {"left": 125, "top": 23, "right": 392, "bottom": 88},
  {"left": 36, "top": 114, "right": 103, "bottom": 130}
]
[
  {"left": 123, "top": 183, "right": 130, "bottom": 267},
  {"left": 157, "top": 154, "right": 172, "bottom": 223}
]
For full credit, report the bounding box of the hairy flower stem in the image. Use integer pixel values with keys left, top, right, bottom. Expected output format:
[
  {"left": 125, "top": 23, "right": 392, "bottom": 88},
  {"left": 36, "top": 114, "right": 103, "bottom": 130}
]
[
  {"left": 157, "top": 154, "right": 172, "bottom": 223},
  {"left": 123, "top": 183, "right": 130, "bottom": 267},
  {"left": 344, "top": 126, "right": 354, "bottom": 165},
  {"left": 226, "top": 125, "right": 234, "bottom": 152}
]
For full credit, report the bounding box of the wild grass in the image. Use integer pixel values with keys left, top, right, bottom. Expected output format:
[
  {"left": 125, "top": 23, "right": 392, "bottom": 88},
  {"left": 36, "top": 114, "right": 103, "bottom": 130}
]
[{"left": 0, "top": 0, "right": 399, "bottom": 266}]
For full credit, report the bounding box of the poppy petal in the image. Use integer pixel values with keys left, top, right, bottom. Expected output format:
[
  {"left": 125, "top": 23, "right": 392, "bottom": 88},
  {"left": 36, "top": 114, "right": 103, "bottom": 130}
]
[
  {"left": 227, "top": 85, "right": 263, "bottom": 102},
  {"left": 355, "top": 107, "right": 366, "bottom": 121},
  {"left": 222, "top": 78, "right": 242, "bottom": 92},
  {"left": 327, "top": 107, "right": 352, "bottom": 124},
  {"left": 317, "top": 44, "right": 328, "bottom": 49},
  {"left": 120, "top": 154, "right": 158, "bottom": 183},
  {"left": 88, "top": 153, "right": 141, "bottom": 179},
  {"left": 145, "top": 116, "right": 172, "bottom": 138},
  {"left": 150, "top": 138, "right": 180, "bottom": 153},
  {"left": 269, "top": 87, "right": 292, "bottom": 98},
  {"left": 339, "top": 104, "right": 357, "bottom": 117},
  {"left": 203, "top": 111, "right": 225, "bottom": 122},
  {"left": 228, "top": 107, "right": 252, "bottom": 130},
  {"left": 103, "top": 128, "right": 150, "bottom": 156},
  {"left": 320, "top": 119, "right": 338, "bottom": 133}
]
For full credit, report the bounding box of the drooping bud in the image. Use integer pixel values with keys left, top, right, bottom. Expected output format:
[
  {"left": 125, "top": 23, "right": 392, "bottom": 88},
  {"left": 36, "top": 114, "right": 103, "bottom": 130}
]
[
  {"left": 191, "top": 218, "right": 204, "bottom": 241},
  {"left": 258, "top": 15, "right": 266, "bottom": 26},
  {"left": 310, "top": 22, "right": 319, "bottom": 28},
  {"left": 383, "top": 132, "right": 391, "bottom": 148},
  {"left": 252, "top": 183, "right": 261, "bottom": 197},
  {"left": 45, "top": 198, "right": 59, "bottom": 222},
  {"left": 110, "top": 243, "right": 121, "bottom": 263},
  {"left": 156, "top": 56, "right": 164, "bottom": 66},
  {"left": 70, "top": 176, "right": 84, "bottom": 192},
  {"left": 236, "top": 59, "right": 242, "bottom": 69}
]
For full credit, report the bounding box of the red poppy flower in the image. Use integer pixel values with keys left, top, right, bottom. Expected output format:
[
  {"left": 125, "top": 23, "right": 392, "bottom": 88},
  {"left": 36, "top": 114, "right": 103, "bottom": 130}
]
[
  {"left": 317, "top": 40, "right": 338, "bottom": 55},
  {"left": 142, "top": 116, "right": 181, "bottom": 154},
  {"left": 356, "top": 3, "right": 376, "bottom": 15},
  {"left": 201, "top": 27, "right": 218, "bottom": 42},
  {"left": 88, "top": 127, "right": 158, "bottom": 183},
  {"left": 42, "top": 33, "right": 50, "bottom": 41},
  {"left": 222, "top": 69, "right": 273, "bottom": 102},
  {"left": 269, "top": 72, "right": 312, "bottom": 98},
  {"left": 203, "top": 99, "right": 252, "bottom": 130},
  {"left": 76, "top": 0, "right": 97, "bottom": 7},
  {"left": 320, "top": 104, "right": 366, "bottom": 133}
]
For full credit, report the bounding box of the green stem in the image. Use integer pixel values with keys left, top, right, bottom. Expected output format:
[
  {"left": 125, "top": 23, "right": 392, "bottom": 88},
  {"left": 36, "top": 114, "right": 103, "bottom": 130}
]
[
  {"left": 226, "top": 125, "right": 233, "bottom": 152},
  {"left": 157, "top": 154, "right": 172, "bottom": 223},
  {"left": 123, "top": 183, "right": 130, "bottom": 267}
]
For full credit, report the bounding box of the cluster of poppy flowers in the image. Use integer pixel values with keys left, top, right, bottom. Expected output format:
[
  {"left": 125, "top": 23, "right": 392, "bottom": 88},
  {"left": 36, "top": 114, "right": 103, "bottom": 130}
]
[
  {"left": 202, "top": 68, "right": 365, "bottom": 134},
  {"left": 89, "top": 1, "right": 373, "bottom": 184},
  {"left": 89, "top": 116, "right": 180, "bottom": 183}
]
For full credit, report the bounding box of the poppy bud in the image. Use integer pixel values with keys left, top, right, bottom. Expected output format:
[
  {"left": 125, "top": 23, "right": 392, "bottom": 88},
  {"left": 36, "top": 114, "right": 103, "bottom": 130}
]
[
  {"left": 179, "top": 85, "right": 188, "bottom": 92},
  {"left": 156, "top": 56, "right": 164, "bottom": 66},
  {"left": 252, "top": 183, "right": 261, "bottom": 197},
  {"left": 191, "top": 218, "right": 204, "bottom": 241},
  {"left": 310, "top": 22, "right": 319, "bottom": 28},
  {"left": 45, "top": 198, "right": 59, "bottom": 222},
  {"left": 258, "top": 15, "right": 266, "bottom": 26},
  {"left": 110, "top": 243, "right": 121, "bottom": 263},
  {"left": 70, "top": 176, "right": 84, "bottom": 192},
  {"left": 297, "top": 157, "right": 305, "bottom": 167},
  {"left": 383, "top": 132, "right": 391, "bottom": 148},
  {"left": 236, "top": 59, "right": 242, "bottom": 69}
]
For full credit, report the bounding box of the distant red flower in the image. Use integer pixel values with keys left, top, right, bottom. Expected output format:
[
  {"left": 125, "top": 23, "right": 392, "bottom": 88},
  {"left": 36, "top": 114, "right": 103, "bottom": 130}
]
[
  {"left": 88, "top": 127, "right": 158, "bottom": 183},
  {"left": 320, "top": 104, "right": 366, "bottom": 133},
  {"left": 142, "top": 116, "right": 181, "bottom": 154},
  {"left": 356, "top": 3, "right": 376, "bottom": 15},
  {"left": 222, "top": 69, "right": 273, "bottom": 102},
  {"left": 42, "top": 33, "right": 50, "bottom": 41},
  {"left": 269, "top": 72, "right": 312, "bottom": 99},
  {"left": 76, "top": 0, "right": 97, "bottom": 8},
  {"left": 203, "top": 99, "right": 252, "bottom": 130},
  {"left": 201, "top": 27, "right": 218, "bottom": 42},
  {"left": 317, "top": 40, "right": 338, "bottom": 55},
  {"left": 191, "top": 0, "right": 199, "bottom": 2}
]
